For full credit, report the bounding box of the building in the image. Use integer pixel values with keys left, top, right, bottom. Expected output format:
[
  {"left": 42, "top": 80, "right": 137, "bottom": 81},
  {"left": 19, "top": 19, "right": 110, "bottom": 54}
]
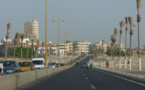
[
  {"left": 115, "top": 43, "right": 124, "bottom": 50},
  {"left": 73, "top": 40, "right": 91, "bottom": 54},
  {"left": 96, "top": 41, "right": 107, "bottom": 52},
  {"left": 57, "top": 42, "right": 73, "bottom": 57},
  {"left": 24, "top": 20, "right": 39, "bottom": 42}
]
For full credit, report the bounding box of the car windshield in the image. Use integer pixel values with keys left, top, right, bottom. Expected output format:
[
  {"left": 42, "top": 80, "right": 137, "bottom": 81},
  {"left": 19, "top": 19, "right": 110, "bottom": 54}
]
[
  {"left": 2, "top": 61, "right": 15, "bottom": 67},
  {"left": 19, "top": 62, "right": 31, "bottom": 66},
  {"left": 48, "top": 63, "right": 56, "bottom": 65},
  {"left": 82, "top": 63, "right": 88, "bottom": 65},
  {"left": 32, "top": 60, "right": 43, "bottom": 65}
]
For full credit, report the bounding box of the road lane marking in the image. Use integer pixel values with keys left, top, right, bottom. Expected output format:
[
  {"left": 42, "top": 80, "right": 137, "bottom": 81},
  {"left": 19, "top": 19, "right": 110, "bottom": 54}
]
[
  {"left": 91, "top": 85, "right": 96, "bottom": 90},
  {"left": 98, "top": 70, "right": 145, "bottom": 87}
]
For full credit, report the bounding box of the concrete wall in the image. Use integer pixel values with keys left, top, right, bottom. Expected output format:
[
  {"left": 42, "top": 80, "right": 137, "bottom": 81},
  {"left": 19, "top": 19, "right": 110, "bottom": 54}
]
[{"left": 0, "top": 66, "right": 72, "bottom": 90}]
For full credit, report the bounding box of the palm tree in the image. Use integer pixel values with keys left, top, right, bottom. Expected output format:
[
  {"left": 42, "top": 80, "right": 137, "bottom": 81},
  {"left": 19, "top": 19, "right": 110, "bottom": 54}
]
[
  {"left": 111, "top": 42, "right": 113, "bottom": 60},
  {"left": 20, "top": 34, "right": 24, "bottom": 60},
  {"left": 36, "top": 40, "right": 40, "bottom": 57},
  {"left": 26, "top": 41, "right": 29, "bottom": 60},
  {"left": 124, "top": 17, "right": 129, "bottom": 69},
  {"left": 113, "top": 28, "right": 118, "bottom": 60},
  {"left": 14, "top": 32, "right": 19, "bottom": 60},
  {"left": 111, "top": 35, "right": 116, "bottom": 61},
  {"left": 5, "top": 22, "right": 11, "bottom": 60},
  {"left": 102, "top": 40, "right": 105, "bottom": 58},
  {"left": 119, "top": 21, "right": 125, "bottom": 68},
  {"left": 31, "top": 39, "right": 34, "bottom": 58},
  {"left": 42, "top": 42, "right": 45, "bottom": 57},
  {"left": 93, "top": 48, "right": 97, "bottom": 60},
  {"left": 136, "top": 0, "right": 142, "bottom": 71},
  {"left": 128, "top": 17, "right": 136, "bottom": 70}
]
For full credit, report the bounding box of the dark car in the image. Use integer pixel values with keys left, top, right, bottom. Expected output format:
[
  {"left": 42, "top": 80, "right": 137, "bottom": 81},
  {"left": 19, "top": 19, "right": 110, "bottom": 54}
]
[
  {"left": 81, "top": 62, "right": 88, "bottom": 69},
  {"left": 0, "top": 61, "right": 21, "bottom": 74}
]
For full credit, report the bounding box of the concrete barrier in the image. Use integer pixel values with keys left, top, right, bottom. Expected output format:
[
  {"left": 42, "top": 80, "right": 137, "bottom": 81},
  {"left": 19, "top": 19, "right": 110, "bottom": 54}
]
[
  {"left": 17, "top": 71, "right": 36, "bottom": 87},
  {"left": 0, "top": 74, "right": 17, "bottom": 90},
  {"left": 0, "top": 65, "right": 74, "bottom": 90},
  {"left": 36, "top": 69, "right": 47, "bottom": 79}
]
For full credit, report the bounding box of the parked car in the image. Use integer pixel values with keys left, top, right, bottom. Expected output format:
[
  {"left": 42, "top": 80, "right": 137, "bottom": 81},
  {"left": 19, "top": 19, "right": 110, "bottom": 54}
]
[
  {"left": 18, "top": 62, "right": 35, "bottom": 71},
  {"left": 32, "top": 58, "right": 45, "bottom": 69},
  {"left": 81, "top": 62, "right": 88, "bottom": 69},
  {"left": 56, "top": 63, "right": 64, "bottom": 67},
  {"left": 56, "top": 63, "right": 59, "bottom": 67},
  {"left": 0, "top": 61, "right": 21, "bottom": 74},
  {"left": 48, "top": 62, "right": 56, "bottom": 68}
]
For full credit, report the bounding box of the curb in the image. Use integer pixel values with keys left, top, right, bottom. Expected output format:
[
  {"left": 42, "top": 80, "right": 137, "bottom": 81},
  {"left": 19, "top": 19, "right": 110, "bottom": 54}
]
[{"left": 97, "top": 67, "right": 145, "bottom": 79}]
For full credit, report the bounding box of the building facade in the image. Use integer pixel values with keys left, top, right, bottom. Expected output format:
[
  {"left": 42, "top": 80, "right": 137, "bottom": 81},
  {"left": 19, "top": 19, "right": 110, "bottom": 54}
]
[
  {"left": 96, "top": 41, "right": 107, "bottom": 52},
  {"left": 24, "top": 20, "right": 39, "bottom": 42},
  {"left": 73, "top": 40, "right": 91, "bottom": 54}
]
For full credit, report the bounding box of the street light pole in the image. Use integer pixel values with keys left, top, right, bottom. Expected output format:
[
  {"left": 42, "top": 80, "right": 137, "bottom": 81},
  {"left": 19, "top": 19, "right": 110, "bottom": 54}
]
[
  {"left": 61, "top": 32, "right": 69, "bottom": 65},
  {"left": 45, "top": 0, "right": 48, "bottom": 69},
  {"left": 52, "top": 18, "right": 65, "bottom": 67}
]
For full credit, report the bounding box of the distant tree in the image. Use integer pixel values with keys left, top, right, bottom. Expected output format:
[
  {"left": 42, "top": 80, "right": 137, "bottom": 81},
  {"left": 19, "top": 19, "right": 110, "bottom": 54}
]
[
  {"left": 13, "top": 32, "right": 19, "bottom": 60},
  {"left": 20, "top": 34, "right": 24, "bottom": 60},
  {"left": 5, "top": 22, "right": 11, "bottom": 60}
]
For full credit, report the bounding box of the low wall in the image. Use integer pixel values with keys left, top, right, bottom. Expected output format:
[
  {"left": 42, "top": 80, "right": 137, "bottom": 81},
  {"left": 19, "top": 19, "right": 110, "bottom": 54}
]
[{"left": 0, "top": 65, "right": 72, "bottom": 90}]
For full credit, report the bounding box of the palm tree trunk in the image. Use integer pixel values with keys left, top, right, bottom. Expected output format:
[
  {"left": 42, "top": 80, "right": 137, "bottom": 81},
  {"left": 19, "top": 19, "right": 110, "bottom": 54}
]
[
  {"left": 125, "top": 30, "right": 127, "bottom": 69},
  {"left": 129, "top": 34, "right": 132, "bottom": 70},
  {"left": 5, "top": 41, "right": 7, "bottom": 60},
  {"left": 27, "top": 48, "right": 28, "bottom": 60},
  {"left": 111, "top": 47, "right": 112, "bottom": 60},
  {"left": 31, "top": 47, "right": 33, "bottom": 58},
  {"left": 137, "top": 10, "right": 141, "bottom": 71},
  {"left": 14, "top": 45, "right": 15, "bottom": 60},
  {"left": 21, "top": 45, "right": 23, "bottom": 61},
  {"left": 119, "top": 33, "right": 121, "bottom": 68}
]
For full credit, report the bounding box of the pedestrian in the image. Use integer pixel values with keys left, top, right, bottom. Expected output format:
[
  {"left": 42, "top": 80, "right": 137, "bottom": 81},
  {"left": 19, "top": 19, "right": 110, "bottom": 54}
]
[{"left": 106, "top": 60, "right": 109, "bottom": 68}]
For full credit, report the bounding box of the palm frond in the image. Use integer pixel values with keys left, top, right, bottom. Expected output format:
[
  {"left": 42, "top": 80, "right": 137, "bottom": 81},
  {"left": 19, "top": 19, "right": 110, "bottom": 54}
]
[
  {"left": 125, "top": 17, "right": 129, "bottom": 24},
  {"left": 120, "top": 21, "right": 125, "bottom": 28},
  {"left": 132, "top": 24, "right": 136, "bottom": 27},
  {"left": 7, "top": 22, "right": 11, "bottom": 31},
  {"left": 129, "top": 17, "right": 133, "bottom": 25},
  {"left": 136, "top": 0, "right": 142, "bottom": 10},
  {"left": 114, "top": 28, "right": 118, "bottom": 36}
]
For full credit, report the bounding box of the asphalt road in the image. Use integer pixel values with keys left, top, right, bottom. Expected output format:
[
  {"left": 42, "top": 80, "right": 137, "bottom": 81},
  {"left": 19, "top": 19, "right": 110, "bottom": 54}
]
[{"left": 16, "top": 56, "right": 145, "bottom": 90}]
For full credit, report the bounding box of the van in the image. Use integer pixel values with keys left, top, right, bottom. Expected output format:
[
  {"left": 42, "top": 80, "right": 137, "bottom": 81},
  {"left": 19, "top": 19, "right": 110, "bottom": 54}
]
[{"left": 32, "top": 58, "right": 45, "bottom": 69}]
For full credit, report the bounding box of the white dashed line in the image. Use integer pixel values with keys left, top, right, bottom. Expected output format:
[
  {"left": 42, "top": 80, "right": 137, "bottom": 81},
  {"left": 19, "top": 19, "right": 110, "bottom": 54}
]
[
  {"left": 86, "top": 77, "right": 88, "bottom": 79},
  {"left": 91, "top": 85, "right": 96, "bottom": 90}
]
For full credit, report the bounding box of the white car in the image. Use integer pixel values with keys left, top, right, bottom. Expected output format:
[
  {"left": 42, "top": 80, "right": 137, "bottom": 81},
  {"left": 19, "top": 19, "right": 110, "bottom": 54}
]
[
  {"left": 32, "top": 58, "right": 45, "bottom": 69},
  {"left": 48, "top": 62, "right": 56, "bottom": 68}
]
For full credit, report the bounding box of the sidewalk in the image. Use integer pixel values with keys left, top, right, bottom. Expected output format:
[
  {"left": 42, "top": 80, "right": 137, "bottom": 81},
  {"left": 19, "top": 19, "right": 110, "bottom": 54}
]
[{"left": 97, "top": 67, "right": 145, "bottom": 79}]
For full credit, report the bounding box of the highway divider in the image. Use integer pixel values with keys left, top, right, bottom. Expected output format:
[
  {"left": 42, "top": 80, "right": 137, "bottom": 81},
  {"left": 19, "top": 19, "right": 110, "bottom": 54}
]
[{"left": 0, "top": 65, "right": 72, "bottom": 90}]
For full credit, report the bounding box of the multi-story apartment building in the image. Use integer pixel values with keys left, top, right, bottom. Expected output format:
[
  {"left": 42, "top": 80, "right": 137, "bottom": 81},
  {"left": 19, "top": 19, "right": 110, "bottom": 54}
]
[
  {"left": 24, "top": 20, "right": 39, "bottom": 42},
  {"left": 73, "top": 40, "right": 91, "bottom": 54},
  {"left": 96, "top": 41, "right": 107, "bottom": 52}
]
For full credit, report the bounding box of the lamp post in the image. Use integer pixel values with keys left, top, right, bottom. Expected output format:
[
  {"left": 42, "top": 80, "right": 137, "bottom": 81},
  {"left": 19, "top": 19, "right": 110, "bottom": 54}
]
[
  {"left": 52, "top": 18, "right": 65, "bottom": 67},
  {"left": 45, "top": 0, "right": 48, "bottom": 69},
  {"left": 60, "top": 32, "right": 69, "bottom": 65}
]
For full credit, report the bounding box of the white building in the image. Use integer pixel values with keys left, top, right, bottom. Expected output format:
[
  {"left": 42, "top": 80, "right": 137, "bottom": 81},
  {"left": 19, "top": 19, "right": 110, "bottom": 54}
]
[
  {"left": 24, "top": 20, "right": 39, "bottom": 42},
  {"left": 1, "top": 38, "right": 12, "bottom": 43},
  {"left": 115, "top": 43, "right": 124, "bottom": 49},
  {"left": 96, "top": 41, "right": 107, "bottom": 52},
  {"left": 73, "top": 40, "right": 91, "bottom": 54}
]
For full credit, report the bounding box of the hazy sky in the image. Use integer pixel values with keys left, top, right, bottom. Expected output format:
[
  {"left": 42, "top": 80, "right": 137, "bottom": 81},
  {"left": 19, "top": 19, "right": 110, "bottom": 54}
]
[{"left": 1, "top": 0, "right": 145, "bottom": 48}]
